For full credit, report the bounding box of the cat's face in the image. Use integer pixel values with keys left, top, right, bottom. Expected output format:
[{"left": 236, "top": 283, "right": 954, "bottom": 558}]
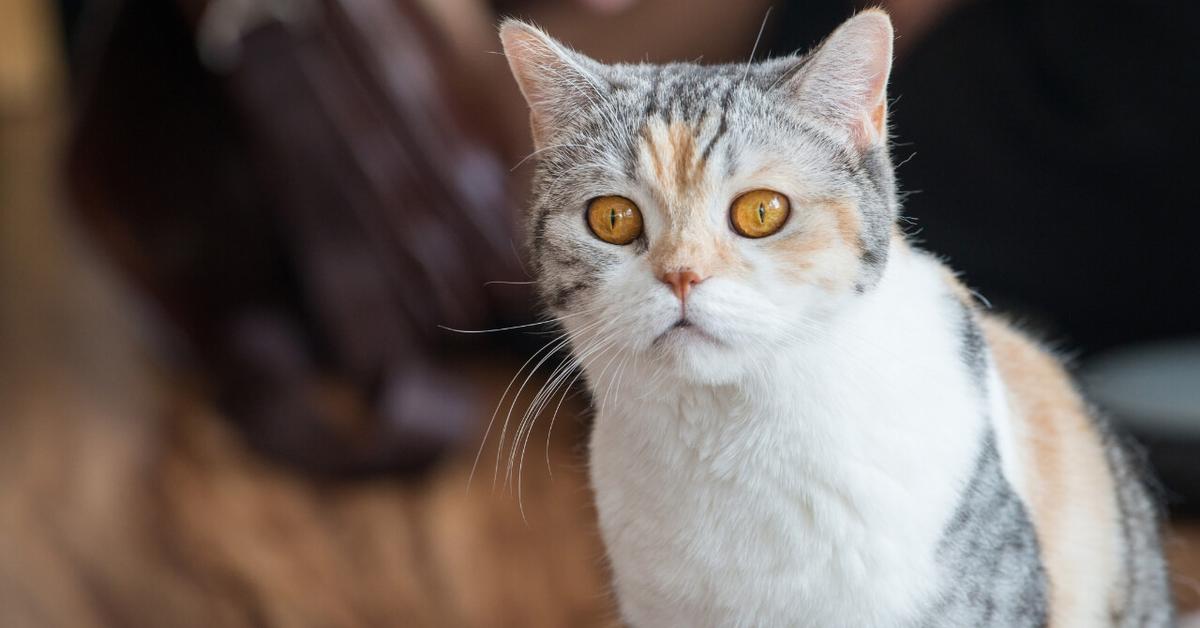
[{"left": 502, "top": 12, "right": 897, "bottom": 384}]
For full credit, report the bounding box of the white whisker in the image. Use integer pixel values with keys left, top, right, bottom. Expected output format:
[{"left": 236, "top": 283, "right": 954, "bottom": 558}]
[
  {"left": 743, "top": 7, "right": 773, "bottom": 83},
  {"left": 484, "top": 279, "right": 536, "bottom": 287}
]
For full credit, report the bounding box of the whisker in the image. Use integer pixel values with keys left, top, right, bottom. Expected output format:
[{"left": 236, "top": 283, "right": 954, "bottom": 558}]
[
  {"left": 499, "top": 315, "right": 610, "bottom": 493},
  {"left": 483, "top": 279, "right": 536, "bottom": 287},
  {"left": 516, "top": 332, "right": 621, "bottom": 517},
  {"left": 526, "top": 327, "right": 622, "bottom": 468},
  {"left": 509, "top": 318, "right": 625, "bottom": 520},
  {"left": 467, "top": 327, "right": 573, "bottom": 494},
  {"left": 507, "top": 312, "right": 623, "bottom": 486},
  {"left": 742, "top": 7, "right": 773, "bottom": 83},
  {"left": 510, "top": 142, "right": 593, "bottom": 171},
  {"left": 441, "top": 303, "right": 602, "bottom": 335},
  {"left": 466, "top": 309, "right": 608, "bottom": 494},
  {"left": 543, "top": 357, "right": 591, "bottom": 476}
]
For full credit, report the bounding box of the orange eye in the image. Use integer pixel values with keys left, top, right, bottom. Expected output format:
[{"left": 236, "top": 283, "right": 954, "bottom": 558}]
[
  {"left": 730, "top": 189, "right": 790, "bottom": 238},
  {"left": 587, "top": 196, "right": 643, "bottom": 245}
]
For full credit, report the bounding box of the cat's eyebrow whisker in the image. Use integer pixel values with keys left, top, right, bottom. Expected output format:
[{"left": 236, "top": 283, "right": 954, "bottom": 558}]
[
  {"left": 510, "top": 142, "right": 594, "bottom": 171},
  {"left": 742, "top": 6, "right": 773, "bottom": 83},
  {"left": 766, "top": 66, "right": 795, "bottom": 92}
]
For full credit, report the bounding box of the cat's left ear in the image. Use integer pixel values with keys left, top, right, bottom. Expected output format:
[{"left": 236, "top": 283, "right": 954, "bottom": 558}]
[
  {"left": 784, "top": 10, "right": 894, "bottom": 148},
  {"left": 500, "top": 20, "right": 605, "bottom": 151}
]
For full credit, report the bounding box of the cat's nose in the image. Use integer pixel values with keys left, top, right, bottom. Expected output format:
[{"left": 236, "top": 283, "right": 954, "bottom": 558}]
[{"left": 660, "top": 269, "right": 706, "bottom": 303}]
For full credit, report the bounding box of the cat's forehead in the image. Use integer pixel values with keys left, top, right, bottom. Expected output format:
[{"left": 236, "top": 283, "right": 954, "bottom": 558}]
[
  {"left": 615, "top": 60, "right": 798, "bottom": 97},
  {"left": 604, "top": 60, "right": 799, "bottom": 125},
  {"left": 548, "top": 60, "right": 840, "bottom": 202},
  {"left": 636, "top": 114, "right": 726, "bottom": 212}
]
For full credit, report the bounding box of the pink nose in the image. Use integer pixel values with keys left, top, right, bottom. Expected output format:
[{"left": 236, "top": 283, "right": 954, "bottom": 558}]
[{"left": 660, "top": 269, "right": 706, "bottom": 303}]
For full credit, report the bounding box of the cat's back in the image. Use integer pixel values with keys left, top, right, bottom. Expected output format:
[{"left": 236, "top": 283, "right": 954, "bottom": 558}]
[{"left": 978, "top": 314, "right": 1173, "bottom": 626}]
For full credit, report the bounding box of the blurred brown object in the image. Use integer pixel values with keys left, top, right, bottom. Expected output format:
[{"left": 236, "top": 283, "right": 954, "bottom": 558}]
[
  {"left": 0, "top": 0, "right": 60, "bottom": 111},
  {"left": 66, "top": 0, "right": 529, "bottom": 474}
]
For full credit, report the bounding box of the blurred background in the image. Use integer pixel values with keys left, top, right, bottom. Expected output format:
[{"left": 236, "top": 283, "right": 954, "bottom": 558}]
[{"left": 1, "top": 0, "right": 1197, "bottom": 625}]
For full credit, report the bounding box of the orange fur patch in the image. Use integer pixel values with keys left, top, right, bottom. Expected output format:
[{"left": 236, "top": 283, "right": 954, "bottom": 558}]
[
  {"left": 638, "top": 118, "right": 750, "bottom": 279},
  {"left": 769, "top": 199, "right": 861, "bottom": 289},
  {"left": 640, "top": 125, "right": 667, "bottom": 186},
  {"left": 940, "top": 268, "right": 972, "bottom": 303},
  {"left": 981, "top": 316, "right": 1123, "bottom": 625},
  {"left": 828, "top": 199, "right": 862, "bottom": 255},
  {"left": 639, "top": 119, "right": 708, "bottom": 209},
  {"left": 870, "top": 103, "right": 887, "bottom": 137},
  {"left": 668, "top": 122, "right": 699, "bottom": 190}
]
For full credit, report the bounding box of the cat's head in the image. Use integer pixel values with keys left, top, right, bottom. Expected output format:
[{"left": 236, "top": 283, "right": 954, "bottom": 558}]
[{"left": 501, "top": 11, "right": 898, "bottom": 384}]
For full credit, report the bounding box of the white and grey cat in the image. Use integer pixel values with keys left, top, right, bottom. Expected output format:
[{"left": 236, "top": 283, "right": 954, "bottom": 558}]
[{"left": 500, "top": 10, "right": 1172, "bottom": 627}]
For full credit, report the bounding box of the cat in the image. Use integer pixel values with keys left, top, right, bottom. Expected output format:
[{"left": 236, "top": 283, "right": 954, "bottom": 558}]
[{"left": 499, "top": 10, "right": 1173, "bottom": 627}]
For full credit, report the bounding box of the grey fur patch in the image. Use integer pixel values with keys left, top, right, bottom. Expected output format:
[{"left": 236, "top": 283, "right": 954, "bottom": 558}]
[
  {"left": 957, "top": 302, "right": 987, "bottom": 392},
  {"left": 1099, "top": 421, "right": 1175, "bottom": 627},
  {"left": 920, "top": 432, "right": 1048, "bottom": 627}
]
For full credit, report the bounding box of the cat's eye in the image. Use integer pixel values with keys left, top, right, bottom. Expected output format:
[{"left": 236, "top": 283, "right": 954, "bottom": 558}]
[
  {"left": 587, "top": 196, "right": 643, "bottom": 245},
  {"left": 730, "top": 189, "right": 790, "bottom": 238}
]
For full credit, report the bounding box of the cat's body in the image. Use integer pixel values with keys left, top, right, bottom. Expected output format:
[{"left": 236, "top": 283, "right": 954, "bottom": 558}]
[
  {"left": 591, "top": 241, "right": 1166, "bottom": 627},
  {"left": 500, "top": 11, "right": 1173, "bottom": 626}
]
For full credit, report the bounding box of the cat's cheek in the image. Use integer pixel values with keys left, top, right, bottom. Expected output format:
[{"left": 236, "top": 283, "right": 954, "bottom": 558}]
[{"left": 763, "top": 205, "right": 862, "bottom": 295}]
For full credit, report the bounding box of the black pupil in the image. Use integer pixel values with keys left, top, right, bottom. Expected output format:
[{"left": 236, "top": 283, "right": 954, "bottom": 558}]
[
  {"left": 609, "top": 207, "right": 617, "bottom": 229},
  {"left": 757, "top": 203, "right": 766, "bottom": 223}
]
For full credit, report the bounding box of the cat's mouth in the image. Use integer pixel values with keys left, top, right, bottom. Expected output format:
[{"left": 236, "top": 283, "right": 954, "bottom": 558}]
[{"left": 652, "top": 318, "right": 722, "bottom": 346}]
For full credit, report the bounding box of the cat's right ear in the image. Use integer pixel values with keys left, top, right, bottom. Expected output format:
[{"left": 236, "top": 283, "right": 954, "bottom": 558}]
[
  {"left": 499, "top": 20, "right": 603, "bottom": 151},
  {"left": 783, "top": 10, "right": 894, "bottom": 149}
]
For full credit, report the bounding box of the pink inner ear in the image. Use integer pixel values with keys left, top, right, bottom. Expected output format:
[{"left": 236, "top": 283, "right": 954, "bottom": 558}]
[
  {"left": 500, "top": 21, "right": 600, "bottom": 151},
  {"left": 871, "top": 102, "right": 887, "bottom": 132},
  {"left": 849, "top": 17, "right": 893, "bottom": 147},
  {"left": 792, "top": 10, "right": 894, "bottom": 148},
  {"left": 855, "top": 101, "right": 888, "bottom": 148}
]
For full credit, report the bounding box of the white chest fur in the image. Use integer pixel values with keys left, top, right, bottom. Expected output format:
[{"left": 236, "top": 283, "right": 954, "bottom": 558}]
[{"left": 586, "top": 254, "right": 998, "bottom": 627}]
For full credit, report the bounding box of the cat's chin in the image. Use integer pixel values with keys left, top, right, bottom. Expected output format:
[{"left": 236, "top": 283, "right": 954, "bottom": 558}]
[{"left": 651, "top": 324, "right": 748, "bottom": 384}]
